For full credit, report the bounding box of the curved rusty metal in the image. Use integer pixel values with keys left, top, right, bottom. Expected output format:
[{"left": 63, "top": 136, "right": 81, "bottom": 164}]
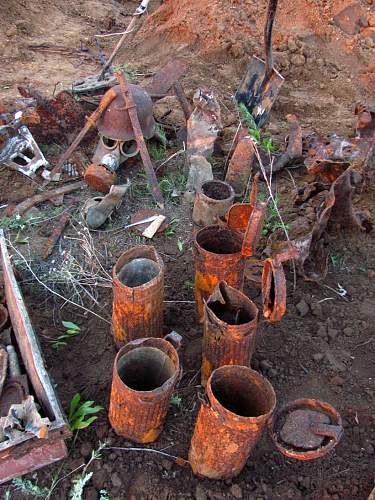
[
  {"left": 112, "top": 245, "right": 164, "bottom": 348},
  {"left": 201, "top": 281, "right": 259, "bottom": 386},
  {"left": 225, "top": 134, "right": 255, "bottom": 196},
  {"left": 269, "top": 398, "right": 343, "bottom": 461},
  {"left": 0, "top": 304, "right": 9, "bottom": 332},
  {"left": 97, "top": 84, "right": 156, "bottom": 141},
  {"left": 109, "top": 337, "right": 180, "bottom": 443},
  {"left": 189, "top": 365, "right": 276, "bottom": 479},
  {"left": 84, "top": 163, "right": 117, "bottom": 194},
  {"left": 262, "top": 258, "right": 286, "bottom": 322}
]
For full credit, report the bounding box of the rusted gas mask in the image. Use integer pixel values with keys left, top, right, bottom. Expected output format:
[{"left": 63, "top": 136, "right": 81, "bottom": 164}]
[{"left": 85, "top": 84, "right": 156, "bottom": 193}]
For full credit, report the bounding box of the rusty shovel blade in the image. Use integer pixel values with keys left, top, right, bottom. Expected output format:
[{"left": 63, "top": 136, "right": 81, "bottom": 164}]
[{"left": 235, "top": 0, "right": 284, "bottom": 128}]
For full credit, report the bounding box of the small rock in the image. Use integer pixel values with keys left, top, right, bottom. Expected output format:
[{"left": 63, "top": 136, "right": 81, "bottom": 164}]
[
  {"left": 296, "top": 300, "right": 309, "bottom": 317},
  {"left": 92, "top": 470, "right": 107, "bottom": 490},
  {"left": 365, "top": 37, "right": 375, "bottom": 47},
  {"left": 195, "top": 484, "right": 208, "bottom": 500},
  {"left": 287, "top": 37, "right": 298, "bottom": 52},
  {"left": 343, "top": 327, "right": 354, "bottom": 336},
  {"left": 111, "top": 472, "right": 122, "bottom": 488},
  {"left": 330, "top": 375, "right": 344, "bottom": 387},
  {"left": 327, "top": 329, "right": 339, "bottom": 342},
  {"left": 313, "top": 353, "right": 324, "bottom": 362},
  {"left": 317, "top": 324, "right": 327, "bottom": 338},
  {"left": 334, "top": 3, "right": 364, "bottom": 35},
  {"left": 230, "top": 484, "right": 243, "bottom": 499},
  {"left": 161, "top": 459, "right": 172, "bottom": 471},
  {"left": 365, "top": 443, "right": 374, "bottom": 454},
  {"left": 291, "top": 54, "right": 306, "bottom": 67},
  {"left": 80, "top": 442, "right": 93, "bottom": 458},
  {"left": 6, "top": 26, "right": 17, "bottom": 37}
]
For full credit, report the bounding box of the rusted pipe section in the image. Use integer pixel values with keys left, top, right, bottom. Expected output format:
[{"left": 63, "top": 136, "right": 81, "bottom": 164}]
[
  {"left": 189, "top": 365, "right": 276, "bottom": 479},
  {"left": 109, "top": 336, "right": 180, "bottom": 443},
  {"left": 192, "top": 180, "right": 235, "bottom": 230},
  {"left": 225, "top": 134, "right": 255, "bottom": 196},
  {"left": 201, "top": 281, "right": 259, "bottom": 386},
  {"left": 112, "top": 245, "right": 164, "bottom": 349}
]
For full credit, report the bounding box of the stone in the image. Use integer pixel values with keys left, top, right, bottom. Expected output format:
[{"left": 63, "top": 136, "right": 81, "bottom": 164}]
[
  {"left": 230, "top": 484, "right": 243, "bottom": 499},
  {"left": 287, "top": 37, "right": 298, "bottom": 52},
  {"left": 291, "top": 54, "right": 306, "bottom": 67},
  {"left": 317, "top": 324, "right": 328, "bottom": 338},
  {"left": 161, "top": 459, "right": 173, "bottom": 471},
  {"left": 111, "top": 472, "right": 122, "bottom": 488},
  {"left": 153, "top": 96, "right": 186, "bottom": 128},
  {"left": 368, "top": 12, "right": 375, "bottom": 27},
  {"left": 343, "top": 327, "right": 354, "bottom": 336},
  {"left": 365, "top": 443, "right": 375, "bottom": 454},
  {"left": 334, "top": 3, "right": 364, "bottom": 35},
  {"left": 327, "top": 329, "right": 339, "bottom": 342},
  {"left": 296, "top": 300, "right": 309, "bottom": 317},
  {"left": 313, "top": 353, "right": 324, "bottom": 362},
  {"left": 80, "top": 441, "right": 93, "bottom": 458},
  {"left": 330, "top": 375, "right": 344, "bottom": 387}
]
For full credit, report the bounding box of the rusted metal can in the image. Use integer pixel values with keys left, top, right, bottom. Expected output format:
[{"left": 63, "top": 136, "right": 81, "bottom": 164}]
[
  {"left": 189, "top": 365, "right": 276, "bottom": 479},
  {"left": 112, "top": 245, "right": 164, "bottom": 348},
  {"left": 201, "top": 281, "right": 258, "bottom": 386},
  {"left": 109, "top": 335, "right": 180, "bottom": 443},
  {"left": 192, "top": 180, "right": 235, "bottom": 230}
]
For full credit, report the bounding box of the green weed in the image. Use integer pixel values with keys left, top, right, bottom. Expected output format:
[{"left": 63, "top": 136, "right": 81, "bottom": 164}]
[
  {"left": 12, "top": 478, "right": 49, "bottom": 498},
  {"left": 149, "top": 143, "right": 166, "bottom": 162},
  {"left": 238, "top": 103, "right": 278, "bottom": 153},
  {"left": 112, "top": 63, "right": 138, "bottom": 80},
  {"left": 184, "top": 280, "right": 194, "bottom": 290},
  {"left": 262, "top": 198, "right": 289, "bottom": 236},
  {"left": 52, "top": 320, "right": 80, "bottom": 350},
  {"left": 68, "top": 393, "right": 103, "bottom": 432},
  {"left": 170, "top": 394, "right": 183, "bottom": 408},
  {"left": 177, "top": 238, "right": 184, "bottom": 252}
]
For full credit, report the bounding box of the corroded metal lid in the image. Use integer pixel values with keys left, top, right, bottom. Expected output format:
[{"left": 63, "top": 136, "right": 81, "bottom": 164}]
[{"left": 97, "top": 84, "right": 156, "bottom": 141}]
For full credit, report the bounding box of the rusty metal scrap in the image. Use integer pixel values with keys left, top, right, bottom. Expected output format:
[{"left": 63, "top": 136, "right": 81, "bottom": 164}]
[
  {"left": 355, "top": 103, "right": 375, "bottom": 140},
  {"left": 187, "top": 89, "right": 222, "bottom": 158},
  {"left": 189, "top": 365, "right": 276, "bottom": 479},
  {"left": 112, "top": 245, "right": 164, "bottom": 349},
  {"left": 225, "top": 133, "right": 255, "bottom": 196},
  {"left": 173, "top": 81, "right": 192, "bottom": 121},
  {"left": 192, "top": 180, "right": 235, "bottom": 230},
  {"left": 43, "top": 210, "right": 72, "bottom": 259},
  {"left": 269, "top": 398, "right": 343, "bottom": 461},
  {"left": 201, "top": 281, "right": 259, "bottom": 386},
  {"left": 84, "top": 163, "right": 116, "bottom": 193},
  {"left": 109, "top": 336, "right": 180, "bottom": 443},
  {"left": 273, "top": 114, "right": 303, "bottom": 172},
  {"left": 145, "top": 59, "right": 187, "bottom": 96},
  {"left": 0, "top": 346, "right": 7, "bottom": 397},
  {"left": 0, "top": 304, "right": 8, "bottom": 332}
]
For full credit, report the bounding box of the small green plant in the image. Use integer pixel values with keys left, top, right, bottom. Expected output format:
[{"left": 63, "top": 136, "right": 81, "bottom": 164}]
[
  {"left": 238, "top": 103, "right": 278, "bottom": 153},
  {"left": 68, "top": 393, "right": 103, "bottom": 432},
  {"left": 99, "top": 490, "right": 110, "bottom": 500},
  {"left": 177, "top": 238, "right": 184, "bottom": 252},
  {"left": 158, "top": 172, "right": 187, "bottom": 202},
  {"left": 184, "top": 280, "right": 194, "bottom": 290},
  {"left": 149, "top": 143, "right": 166, "bottom": 162},
  {"left": 12, "top": 478, "right": 49, "bottom": 498},
  {"left": 52, "top": 320, "right": 81, "bottom": 350},
  {"left": 170, "top": 394, "right": 183, "bottom": 408},
  {"left": 112, "top": 63, "right": 138, "bottom": 80},
  {"left": 69, "top": 442, "right": 107, "bottom": 499},
  {"left": 0, "top": 214, "right": 30, "bottom": 232},
  {"left": 262, "top": 198, "right": 289, "bottom": 237},
  {"left": 164, "top": 218, "right": 179, "bottom": 239}
]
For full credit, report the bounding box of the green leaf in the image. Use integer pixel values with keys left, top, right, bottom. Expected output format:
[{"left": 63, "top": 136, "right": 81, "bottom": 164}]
[
  {"left": 72, "top": 416, "right": 98, "bottom": 430},
  {"left": 177, "top": 239, "right": 184, "bottom": 252},
  {"left": 68, "top": 393, "right": 81, "bottom": 421},
  {"left": 62, "top": 321, "right": 80, "bottom": 331}
]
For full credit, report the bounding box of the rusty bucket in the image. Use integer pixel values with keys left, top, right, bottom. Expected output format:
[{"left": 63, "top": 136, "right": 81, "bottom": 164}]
[
  {"left": 109, "top": 335, "right": 180, "bottom": 443},
  {"left": 112, "top": 245, "right": 164, "bottom": 348},
  {"left": 192, "top": 180, "right": 235, "bottom": 230},
  {"left": 189, "top": 365, "right": 276, "bottom": 479},
  {"left": 201, "top": 281, "right": 259, "bottom": 386}
]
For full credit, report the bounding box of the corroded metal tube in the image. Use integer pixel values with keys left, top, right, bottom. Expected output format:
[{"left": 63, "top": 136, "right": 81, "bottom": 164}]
[
  {"left": 189, "top": 365, "right": 276, "bottom": 479},
  {"left": 109, "top": 336, "right": 180, "bottom": 443},
  {"left": 201, "top": 281, "right": 259, "bottom": 386},
  {"left": 192, "top": 180, "right": 235, "bottom": 230},
  {"left": 112, "top": 245, "right": 164, "bottom": 348}
]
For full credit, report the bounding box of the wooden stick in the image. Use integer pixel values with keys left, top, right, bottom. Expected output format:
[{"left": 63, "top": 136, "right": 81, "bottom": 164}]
[{"left": 142, "top": 215, "right": 166, "bottom": 238}]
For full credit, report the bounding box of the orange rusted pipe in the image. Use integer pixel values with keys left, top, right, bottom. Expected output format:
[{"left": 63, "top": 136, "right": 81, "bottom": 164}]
[
  {"left": 201, "top": 281, "right": 259, "bottom": 386},
  {"left": 189, "top": 365, "right": 276, "bottom": 479},
  {"left": 109, "top": 336, "right": 180, "bottom": 443},
  {"left": 112, "top": 245, "right": 164, "bottom": 348},
  {"left": 192, "top": 180, "right": 235, "bottom": 230}
]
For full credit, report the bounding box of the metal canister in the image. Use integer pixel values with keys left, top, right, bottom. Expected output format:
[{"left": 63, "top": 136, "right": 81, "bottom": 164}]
[
  {"left": 201, "top": 281, "right": 259, "bottom": 386},
  {"left": 192, "top": 180, "right": 235, "bottom": 230},
  {"left": 112, "top": 245, "right": 164, "bottom": 348},
  {"left": 189, "top": 365, "right": 276, "bottom": 479},
  {"left": 109, "top": 336, "right": 180, "bottom": 443}
]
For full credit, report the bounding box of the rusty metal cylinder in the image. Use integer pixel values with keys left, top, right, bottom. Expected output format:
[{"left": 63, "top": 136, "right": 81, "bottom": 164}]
[
  {"left": 201, "top": 281, "right": 259, "bottom": 386},
  {"left": 194, "top": 225, "right": 245, "bottom": 322},
  {"left": 109, "top": 336, "right": 180, "bottom": 443},
  {"left": 192, "top": 180, "right": 235, "bottom": 229},
  {"left": 189, "top": 365, "right": 276, "bottom": 479},
  {"left": 112, "top": 245, "right": 164, "bottom": 348}
]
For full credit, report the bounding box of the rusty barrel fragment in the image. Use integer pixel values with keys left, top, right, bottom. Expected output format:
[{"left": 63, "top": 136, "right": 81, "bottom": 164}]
[
  {"left": 112, "top": 245, "right": 164, "bottom": 348},
  {"left": 109, "top": 336, "right": 180, "bottom": 443},
  {"left": 192, "top": 180, "right": 235, "bottom": 230},
  {"left": 225, "top": 134, "right": 255, "bottom": 196},
  {"left": 201, "top": 281, "right": 258, "bottom": 386},
  {"left": 189, "top": 365, "right": 276, "bottom": 479}
]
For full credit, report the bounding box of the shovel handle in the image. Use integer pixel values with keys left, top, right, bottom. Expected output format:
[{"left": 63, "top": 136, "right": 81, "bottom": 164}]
[{"left": 264, "top": 0, "right": 278, "bottom": 79}]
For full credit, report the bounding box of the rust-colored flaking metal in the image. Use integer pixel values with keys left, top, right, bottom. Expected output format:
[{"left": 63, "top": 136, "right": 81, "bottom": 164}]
[
  {"left": 192, "top": 180, "right": 235, "bottom": 229},
  {"left": 84, "top": 163, "right": 116, "bottom": 193},
  {"left": 109, "top": 337, "right": 180, "bottom": 443},
  {"left": 189, "top": 365, "right": 276, "bottom": 479},
  {"left": 201, "top": 281, "right": 259, "bottom": 386},
  {"left": 0, "top": 304, "right": 8, "bottom": 332},
  {"left": 269, "top": 398, "right": 343, "bottom": 461},
  {"left": 225, "top": 135, "right": 255, "bottom": 196},
  {"left": 112, "top": 245, "right": 164, "bottom": 348}
]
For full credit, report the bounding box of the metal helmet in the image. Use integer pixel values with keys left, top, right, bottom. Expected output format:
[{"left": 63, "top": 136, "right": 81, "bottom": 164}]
[{"left": 97, "top": 84, "right": 156, "bottom": 141}]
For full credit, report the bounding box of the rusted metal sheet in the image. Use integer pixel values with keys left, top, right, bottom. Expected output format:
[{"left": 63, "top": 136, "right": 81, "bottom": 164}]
[
  {"left": 145, "top": 59, "right": 187, "bottom": 96},
  {"left": 173, "top": 82, "right": 192, "bottom": 120},
  {"left": 269, "top": 398, "right": 343, "bottom": 460},
  {"left": 189, "top": 365, "right": 276, "bottom": 479},
  {"left": 273, "top": 114, "right": 303, "bottom": 172},
  {"left": 333, "top": 3, "right": 364, "bottom": 35},
  {"left": 0, "top": 230, "right": 71, "bottom": 484},
  {"left": 0, "top": 304, "right": 8, "bottom": 331},
  {"left": 109, "top": 336, "right": 180, "bottom": 443},
  {"left": 192, "top": 180, "right": 235, "bottom": 230},
  {"left": 43, "top": 210, "right": 72, "bottom": 259},
  {"left": 112, "top": 245, "right": 164, "bottom": 349},
  {"left": 201, "top": 281, "right": 258, "bottom": 386},
  {"left": 225, "top": 134, "right": 255, "bottom": 196}
]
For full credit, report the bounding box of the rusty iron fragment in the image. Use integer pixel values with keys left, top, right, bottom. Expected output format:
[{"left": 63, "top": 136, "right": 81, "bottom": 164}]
[
  {"left": 201, "top": 281, "right": 259, "bottom": 386},
  {"left": 0, "top": 304, "right": 8, "bottom": 332},
  {"left": 189, "top": 365, "right": 276, "bottom": 479},
  {"left": 173, "top": 81, "right": 192, "bottom": 121},
  {"left": 43, "top": 210, "right": 72, "bottom": 259},
  {"left": 0, "top": 230, "right": 71, "bottom": 483},
  {"left": 0, "top": 396, "right": 50, "bottom": 442},
  {"left": 225, "top": 133, "right": 255, "bottom": 196},
  {"left": 192, "top": 180, "right": 235, "bottom": 230},
  {"left": 84, "top": 163, "right": 116, "bottom": 193},
  {"left": 109, "top": 336, "right": 180, "bottom": 443},
  {"left": 187, "top": 89, "right": 222, "bottom": 158},
  {"left": 355, "top": 103, "right": 375, "bottom": 140},
  {"left": 112, "top": 245, "right": 164, "bottom": 349},
  {"left": 116, "top": 72, "right": 164, "bottom": 208},
  {"left": 269, "top": 398, "right": 343, "bottom": 460},
  {"left": 273, "top": 114, "right": 303, "bottom": 172},
  {"left": 145, "top": 59, "right": 187, "bottom": 96}
]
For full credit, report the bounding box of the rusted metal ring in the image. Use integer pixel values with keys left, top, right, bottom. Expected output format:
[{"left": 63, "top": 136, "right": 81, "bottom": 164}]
[
  {"left": 269, "top": 398, "right": 343, "bottom": 461},
  {"left": 262, "top": 258, "right": 286, "bottom": 322}
]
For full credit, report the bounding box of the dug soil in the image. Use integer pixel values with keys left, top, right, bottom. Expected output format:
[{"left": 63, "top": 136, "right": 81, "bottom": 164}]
[{"left": 0, "top": 0, "right": 375, "bottom": 499}]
